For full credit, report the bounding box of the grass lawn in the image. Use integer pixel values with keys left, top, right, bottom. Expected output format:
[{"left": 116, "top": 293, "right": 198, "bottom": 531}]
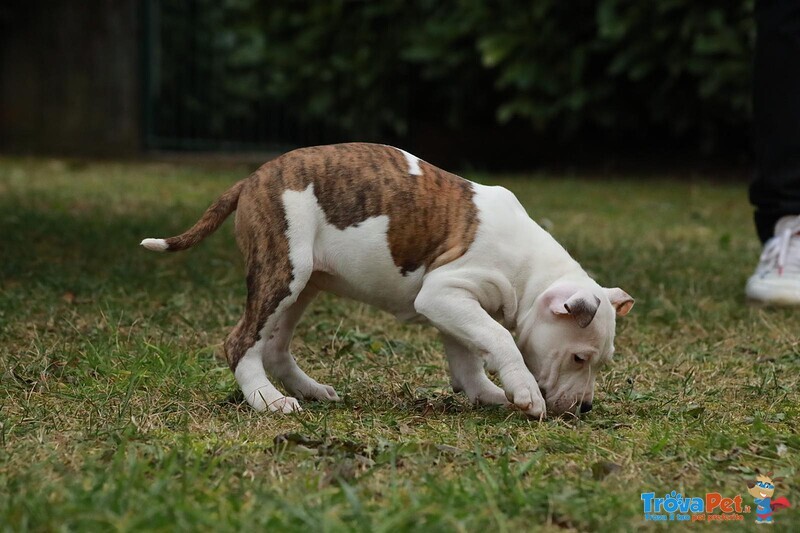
[{"left": 1, "top": 157, "right": 798, "bottom": 531}]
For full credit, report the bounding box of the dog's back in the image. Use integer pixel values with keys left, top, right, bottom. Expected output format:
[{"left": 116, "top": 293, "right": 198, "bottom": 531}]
[{"left": 241, "top": 143, "right": 480, "bottom": 275}]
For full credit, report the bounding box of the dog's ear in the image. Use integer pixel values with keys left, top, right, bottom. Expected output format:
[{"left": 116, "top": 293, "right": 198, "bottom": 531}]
[
  {"left": 605, "top": 287, "right": 634, "bottom": 316},
  {"left": 548, "top": 289, "right": 600, "bottom": 328},
  {"left": 746, "top": 481, "right": 756, "bottom": 488},
  {"left": 773, "top": 477, "right": 784, "bottom": 483}
]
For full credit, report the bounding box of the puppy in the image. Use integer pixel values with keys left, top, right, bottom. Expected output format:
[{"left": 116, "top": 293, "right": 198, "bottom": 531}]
[{"left": 142, "top": 143, "right": 633, "bottom": 418}]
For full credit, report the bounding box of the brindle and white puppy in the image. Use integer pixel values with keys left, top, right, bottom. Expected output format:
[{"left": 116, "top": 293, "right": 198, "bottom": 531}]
[{"left": 141, "top": 143, "right": 633, "bottom": 418}]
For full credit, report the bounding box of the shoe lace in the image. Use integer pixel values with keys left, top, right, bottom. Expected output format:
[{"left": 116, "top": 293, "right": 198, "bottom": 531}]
[{"left": 760, "top": 218, "right": 800, "bottom": 276}]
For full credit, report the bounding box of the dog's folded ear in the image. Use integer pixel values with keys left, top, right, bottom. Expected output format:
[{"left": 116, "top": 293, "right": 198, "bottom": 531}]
[
  {"left": 549, "top": 289, "right": 601, "bottom": 328},
  {"left": 605, "top": 287, "right": 634, "bottom": 316}
]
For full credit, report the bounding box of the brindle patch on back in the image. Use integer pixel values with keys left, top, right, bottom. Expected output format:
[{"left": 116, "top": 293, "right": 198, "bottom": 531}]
[
  {"left": 225, "top": 143, "right": 480, "bottom": 370},
  {"left": 252, "top": 142, "right": 480, "bottom": 275}
]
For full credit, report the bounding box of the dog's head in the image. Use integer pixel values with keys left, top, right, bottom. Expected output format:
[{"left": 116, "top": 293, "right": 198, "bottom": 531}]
[
  {"left": 747, "top": 473, "right": 781, "bottom": 499},
  {"left": 517, "top": 280, "right": 633, "bottom": 416}
]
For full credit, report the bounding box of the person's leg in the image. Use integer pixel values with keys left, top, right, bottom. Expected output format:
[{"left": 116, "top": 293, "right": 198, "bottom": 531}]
[
  {"left": 746, "top": 0, "right": 800, "bottom": 305},
  {"left": 749, "top": 0, "right": 800, "bottom": 242}
]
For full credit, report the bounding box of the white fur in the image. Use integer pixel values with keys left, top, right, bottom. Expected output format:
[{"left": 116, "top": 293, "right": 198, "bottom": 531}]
[
  {"left": 234, "top": 184, "right": 422, "bottom": 412},
  {"left": 235, "top": 339, "right": 301, "bottom": 413},
  {"left": 140, "top": 238, "right": 168, "bottom": 252},
  {"left": 234, "top": 187, "right": 319, "bottom": 413},
  {"left": 286, "top": 184, "right": 426, "bottom": 320},
  {"left": 415, "top": 184, "right": 616, "bottom": 416},
  {"left": 396, "top": 147, "right": 422, "bottom": 175},
  {"left": 258, "top": 286, "right": 340, "bottom": 401},
  {"left": 443, "top": 334, "right": 508, "bottom": 406}
]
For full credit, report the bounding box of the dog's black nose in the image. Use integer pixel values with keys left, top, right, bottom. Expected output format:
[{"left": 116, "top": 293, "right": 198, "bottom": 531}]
[{"left": 580, "top": 401, "right": 593, "bottom": 413}]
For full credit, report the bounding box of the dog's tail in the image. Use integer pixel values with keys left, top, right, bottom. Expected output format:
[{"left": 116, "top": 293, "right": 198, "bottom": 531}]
[{"left": 140, "top": 179, "right": 246, "bottom": 252}]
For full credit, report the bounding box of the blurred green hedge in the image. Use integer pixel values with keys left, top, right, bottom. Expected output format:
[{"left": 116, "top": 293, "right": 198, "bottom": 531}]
[{"left": 157, "top": 0, "right": 754, "bottom": 152}]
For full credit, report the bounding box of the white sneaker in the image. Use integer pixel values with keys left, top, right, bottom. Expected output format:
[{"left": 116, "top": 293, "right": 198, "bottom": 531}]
[{"left": 746, "top": 215, "right": 800, "bottom": 305}]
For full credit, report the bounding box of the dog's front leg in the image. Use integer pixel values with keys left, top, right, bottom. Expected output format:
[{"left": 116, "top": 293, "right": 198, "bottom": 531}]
[
  {"left": 415, "top": 280, "right": 546, "bottom": 419},
  {"left": 442, "top": 334, "right": 508, "bottom": 406}
]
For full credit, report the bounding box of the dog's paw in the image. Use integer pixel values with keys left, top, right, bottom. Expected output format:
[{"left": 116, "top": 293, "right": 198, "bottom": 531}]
[
  {"left": 498, "top": 365, "right": 547, "bottom": 419},
  {"left": 245, "top": 387, "right": 303, "bottom": 414},
  {"left": 504, "top": 380, "right": 546, "bottom": 420},
  {"left": 267, "top": 395, "right": 303, "bottom": 414},
  {"left": 472, "top": 388, "right": 511, "bottom": 406},
  {"left": 462, "top": 382, "right": 509, "bottom": 406},
  {"left": 298, "top": 383, "right": 340, "bottom": 402},
  {"left": 284, "top": 377, "right": 341, "bottom": 402},
  {"left": 315, "top": 384, "right": 341, "bottom": 402}
]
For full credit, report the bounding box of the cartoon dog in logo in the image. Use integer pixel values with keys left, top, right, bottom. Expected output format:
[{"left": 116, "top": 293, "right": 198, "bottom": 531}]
[{"left": 746, "top": 472, "right": 790, "bottom": 524}]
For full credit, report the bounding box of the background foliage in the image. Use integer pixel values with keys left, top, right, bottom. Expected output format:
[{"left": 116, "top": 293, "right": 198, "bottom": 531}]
[{"left": 153, "top": 0, "right": 755, "bottom": 153}]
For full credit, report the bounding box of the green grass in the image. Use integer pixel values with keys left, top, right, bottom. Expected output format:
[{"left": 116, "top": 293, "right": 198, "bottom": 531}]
[{"left": 1, "top": 157, "right": 798, "bottom": 531}]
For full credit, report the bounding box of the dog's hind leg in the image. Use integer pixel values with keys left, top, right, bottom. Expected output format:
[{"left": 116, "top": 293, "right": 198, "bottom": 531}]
[
  {"left": 225, "top": 245, "right": 313, "bottom": 413},
  {"left": 261, "top": 286, "right": 340, "bottom": 402},
  {"left": 443, "top": 334, "right": 508, "bottom": 406},
  {"left": 226, "top": 275, "right": 308, "bottom": 412},
  {"left": 226, "top": 308, "right": 298, "bottom": 413}
]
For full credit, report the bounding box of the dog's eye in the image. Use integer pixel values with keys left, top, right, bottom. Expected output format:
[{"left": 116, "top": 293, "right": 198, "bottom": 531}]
[{"left": 573, "top": 354, "right": 586, "bottom": 364}]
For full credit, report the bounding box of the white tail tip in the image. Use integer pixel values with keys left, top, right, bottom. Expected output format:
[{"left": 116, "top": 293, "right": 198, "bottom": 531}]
[{"left": 140, "top": 238, "right": 169, "bottom": 252}]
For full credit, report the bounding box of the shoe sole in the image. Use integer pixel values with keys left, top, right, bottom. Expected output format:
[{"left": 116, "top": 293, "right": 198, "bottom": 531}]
[{"left": 746, "top": 278, "right": 800, "bottom": 306}]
